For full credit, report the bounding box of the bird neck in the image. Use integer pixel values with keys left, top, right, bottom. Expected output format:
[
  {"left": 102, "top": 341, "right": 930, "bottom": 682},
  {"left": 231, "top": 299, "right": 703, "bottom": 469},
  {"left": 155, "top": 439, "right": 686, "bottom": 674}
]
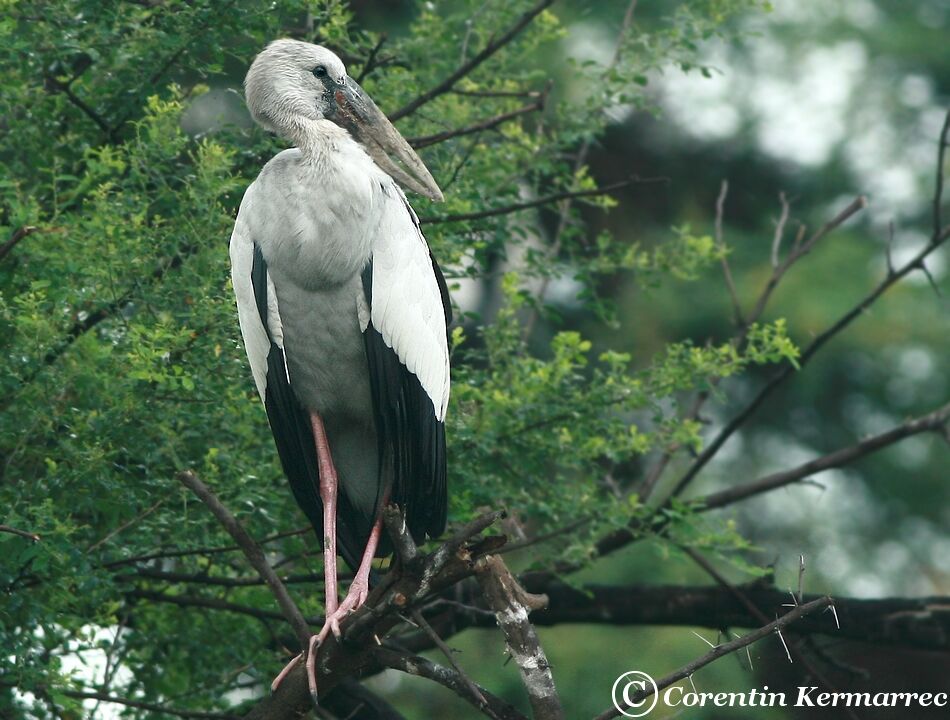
[{"left": 286, "top": 118, "right": 350, "bottom": 166}]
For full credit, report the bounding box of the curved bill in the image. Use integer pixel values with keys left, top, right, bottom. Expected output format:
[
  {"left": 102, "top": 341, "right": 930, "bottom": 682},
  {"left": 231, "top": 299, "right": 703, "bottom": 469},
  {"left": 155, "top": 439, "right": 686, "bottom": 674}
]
[{"left": 327, "top": 78, "right": 443, "bottom": 202}]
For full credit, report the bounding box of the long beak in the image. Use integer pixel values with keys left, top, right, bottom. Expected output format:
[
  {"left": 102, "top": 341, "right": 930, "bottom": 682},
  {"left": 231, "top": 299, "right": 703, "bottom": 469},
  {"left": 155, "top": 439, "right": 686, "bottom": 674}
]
[{"left": 328, "top": 78, "right": 443, "bottom": 202}]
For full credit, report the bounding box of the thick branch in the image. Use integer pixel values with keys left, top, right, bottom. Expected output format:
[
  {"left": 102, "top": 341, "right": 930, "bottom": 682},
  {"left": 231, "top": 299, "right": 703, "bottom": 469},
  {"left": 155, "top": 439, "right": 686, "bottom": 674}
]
[
  {"left": 177, "top": 471, "right": 311, "bottom": 648},
  {"left": 243, "top": 520, "right": 507, "bottom": 719},
  {"left": 447, "top": 579, "right": 946, "bottom": 652},
  {"left": 475, "top": 555, "right": 562, "bottom": 720},
  {"left": 389, "top": 0, "right": 555, "bottom": 122}
]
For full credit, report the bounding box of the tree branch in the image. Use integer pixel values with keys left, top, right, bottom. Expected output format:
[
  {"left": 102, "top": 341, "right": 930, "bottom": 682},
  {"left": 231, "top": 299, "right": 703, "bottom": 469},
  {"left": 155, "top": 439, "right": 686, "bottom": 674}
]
[
  {"left": 639, "top": 193, "right": 864, "bottom": 502},
  {"left": 356, "top": 33, "right": 389, "bottom": 83},
  {"left": 177, "top": 471, "right": 311, "bottom": 649},
  {"left": 598, "top": 399, "right": 950, "bottom": 564},
  {"left": 128, "top": 588, "right": 292, "bottom": 624},
  {"left": 0, "top": 524, "right": 41, "bottom": 542},
  {"left": 684, "top": 548, "right": 860, "bottom": 720},
  {"left": 125, "top": 567, "right": 324, "bottom": 588},
  {"left": 0, "top": 225, "right": 40, "bottom": 262},
  {"left": 714, "top": 180, "right": 744, "bottom": 327},
  {"left": 932, "top": 108, "right": 950, "bottom": 236},
  {"left": 409, "top": 608, "right": 492, "bottom": 716},
  {"left": 670, "top": 111, "right": 950, "bottom": 498},
  {"left": 242, "top": 518, "right": 508, "bottom": 719},
  {"left": 52, "top": 688, "right": 238, "bottom": 719},
  {"left": 100, "top": 527, "right": 310, "bottom": 570},
  {"left": 408, "top": 95, "right": 546, "bottom": 149},
  {"left": 409, "top": 578, "right": 941, "bottom": 652},
  {"left": 475, "top": 554, "right": 562, "bottom": 720},
  {"left": 696, "top": 401, "right": 950, "bottom": 511},
  {"left": 389, "top": 0, "right": 555, "bottom": 122},
  {"left": 591, "top": 596, "right": 834, "bottom": 720},
  {"left": 44, "top": 74, "right": 112, "bottom": 134},
  {"left": 322, "top": 677, "right": 409, "bottom": 719},
  {"left": 420, "top": 177, "right": 663, "bottom": 225},
  {"left": 376, "top": 647, "right": 528, "bottom": 720}
]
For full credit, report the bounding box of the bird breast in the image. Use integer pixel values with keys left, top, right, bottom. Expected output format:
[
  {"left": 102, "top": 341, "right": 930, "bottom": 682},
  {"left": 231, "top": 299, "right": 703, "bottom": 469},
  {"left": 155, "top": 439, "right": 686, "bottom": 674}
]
[{"left": 248, "top": 147, "right": 386, "bottom": 292}]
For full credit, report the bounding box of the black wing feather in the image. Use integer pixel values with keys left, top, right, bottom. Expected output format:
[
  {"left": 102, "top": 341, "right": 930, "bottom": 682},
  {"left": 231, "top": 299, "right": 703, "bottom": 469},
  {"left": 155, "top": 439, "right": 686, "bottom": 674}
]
[{"left": 361, "top": 257, "right": 448, "bottom": 548}]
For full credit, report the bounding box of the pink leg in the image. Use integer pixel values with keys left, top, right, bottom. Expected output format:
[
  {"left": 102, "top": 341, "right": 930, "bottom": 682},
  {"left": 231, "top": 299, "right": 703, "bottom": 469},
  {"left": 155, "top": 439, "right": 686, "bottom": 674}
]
[
  {"left": 311, "top": 413, "right": 340, "bottom": 618},
  {"left": 271, "top": 412, "right": 340, "bottom": 699},
  {"left": 326, "top": 514, "right": 383, "bottom": 632},
  {"left": 272, "top": 412, "right": 384, "bottom": 705}
]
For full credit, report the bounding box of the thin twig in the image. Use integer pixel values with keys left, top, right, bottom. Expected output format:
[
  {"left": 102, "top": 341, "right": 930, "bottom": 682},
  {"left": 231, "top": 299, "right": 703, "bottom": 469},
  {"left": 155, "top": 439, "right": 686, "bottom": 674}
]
[
  {"left": 741, "top": 195, "right": 867, "bottom": 344},
  {"left": 0, "top": 524, "right": 41, "bottom": 542},
  {"left": 44, "top": 75, "right": 111, "bottom": 133},
  {"left": 933, "top": 109, "right": 950, "bottom": 236},
  {"left": 128, "top": 588, "right": 303, "bottom": 624},
  {"left": 87, "top": 497, "right": 166, "bottom": 553},
  {"left": 523, "top": 0, "right": 639, "bottom": 339},
  {"left": 0, "top": 226, "right": 39, "bottom": 262},
  {"left": 51, "top": 688, "right": 238, "bottom": 719},
  {"left": 592, "top": 596, "right": 835, "bottom": 720},
  {"left": 124, "top": 567, "right": 324, "bottom": 588},
  {"left": 451, "top": 88, "right": 542, "bottom": 99},
  {"left": 695, "top": 401, "right": 950, "bottom": 510},
  {"left": 389, "top": 0, "right": 555, "bottom": 122},
  {"left": 409, "top": 96, "right": 545, "bottom": 149},
  {"left": 420, "top": 176, "right": 663, "bottom": 225},
  {"left": 596, "top": 399, "right": 950, "bottom": 565},
  {"left": 683, "top": 549, "right": 861, "bottom": 720},
  {"left": 100, "top": 526, "right": 310, "bottom": 570},
  {"left": 356, "top": 33, "right": 388, "bottom": 83},
  {"left": 771, "top": 192, "right": 791, "bottom": 268},
  {"left": 377, "top": 647, "right": 528, "bottom": 720},
  {"left": 668, "top": 194, "right": 890, "bottom": 499},
  {"left": 715, "top": 180, "right": 744, "bottom": 326},
  {"left": 410, "top": 609, "right": 493, "bottom": 716}
]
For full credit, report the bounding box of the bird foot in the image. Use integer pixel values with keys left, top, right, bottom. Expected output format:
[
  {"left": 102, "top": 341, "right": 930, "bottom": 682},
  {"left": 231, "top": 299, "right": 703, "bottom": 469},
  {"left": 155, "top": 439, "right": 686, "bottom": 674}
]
[{"left": 270, "top": 578, "right": 372, "bottom": 703}]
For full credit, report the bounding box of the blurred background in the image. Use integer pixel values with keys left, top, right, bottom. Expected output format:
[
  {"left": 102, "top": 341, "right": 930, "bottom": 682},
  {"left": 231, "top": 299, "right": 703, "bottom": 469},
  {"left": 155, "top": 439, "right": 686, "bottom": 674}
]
[{"left": 327, "top": 1, "right": 949, "bottom": 717}]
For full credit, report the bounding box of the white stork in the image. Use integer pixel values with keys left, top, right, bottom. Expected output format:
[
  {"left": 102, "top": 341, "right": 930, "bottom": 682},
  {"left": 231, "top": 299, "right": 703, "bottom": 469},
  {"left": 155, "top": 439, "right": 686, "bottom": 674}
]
[{"left": 228, "top": 39, "right": 450, "bottom": 698}]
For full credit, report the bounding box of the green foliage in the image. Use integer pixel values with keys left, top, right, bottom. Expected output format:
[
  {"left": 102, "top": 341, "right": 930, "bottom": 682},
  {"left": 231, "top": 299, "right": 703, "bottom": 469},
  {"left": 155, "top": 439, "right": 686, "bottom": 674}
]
[{"left": 0, "top": 0, "right": 823, "bottom": 717}]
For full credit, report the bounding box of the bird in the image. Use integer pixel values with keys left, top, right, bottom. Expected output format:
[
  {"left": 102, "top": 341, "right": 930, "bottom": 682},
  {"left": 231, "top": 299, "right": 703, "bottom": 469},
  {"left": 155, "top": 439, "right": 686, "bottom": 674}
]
[{"left": 228, "top": 39, "right": 451, "bottom": 699}]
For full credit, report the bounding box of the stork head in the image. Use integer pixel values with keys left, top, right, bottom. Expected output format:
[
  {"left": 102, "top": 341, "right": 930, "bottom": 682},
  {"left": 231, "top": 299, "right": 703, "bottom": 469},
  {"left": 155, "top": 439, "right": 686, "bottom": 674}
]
[{"left": 245, "top": 39, "right": 443, "bottom": 202}]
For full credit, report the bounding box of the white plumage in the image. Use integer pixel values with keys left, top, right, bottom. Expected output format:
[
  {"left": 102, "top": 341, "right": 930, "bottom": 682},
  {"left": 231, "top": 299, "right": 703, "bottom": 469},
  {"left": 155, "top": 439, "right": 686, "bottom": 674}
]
[
  {"left": 230, "top": 147, "right": 449, "bottom": 420},
  {"left": 227, "top": 39, "right": 451, "bottom": 699}
]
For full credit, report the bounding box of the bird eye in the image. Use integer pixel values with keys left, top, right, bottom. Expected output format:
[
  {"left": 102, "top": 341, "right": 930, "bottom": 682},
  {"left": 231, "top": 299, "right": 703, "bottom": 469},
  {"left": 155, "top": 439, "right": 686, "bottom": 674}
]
[{"left": 312, "top": 65, "right": 328, "bottom": 79}]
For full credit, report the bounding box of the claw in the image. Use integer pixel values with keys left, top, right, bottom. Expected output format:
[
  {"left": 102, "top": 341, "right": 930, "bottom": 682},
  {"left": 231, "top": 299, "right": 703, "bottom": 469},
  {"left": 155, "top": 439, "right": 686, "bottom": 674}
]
[
  {"left": 274, "top": 586, "right": 372, "bottom": 703},
  {"left": 271, "top": 652, "right": 302, "bottom": 693}
]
